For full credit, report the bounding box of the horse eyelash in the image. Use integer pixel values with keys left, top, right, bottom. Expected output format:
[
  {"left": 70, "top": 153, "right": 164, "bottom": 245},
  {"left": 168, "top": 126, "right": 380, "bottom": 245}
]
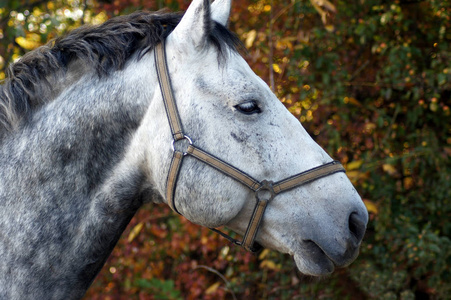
[{"left": 234, "top": 100, "right": 262, "bottom": 115}]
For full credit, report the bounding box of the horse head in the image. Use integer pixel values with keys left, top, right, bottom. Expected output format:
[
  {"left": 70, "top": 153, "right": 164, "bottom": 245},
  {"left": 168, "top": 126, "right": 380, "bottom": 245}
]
[{"left": 136, "top": 0, "right": 368, "bottom": 276}]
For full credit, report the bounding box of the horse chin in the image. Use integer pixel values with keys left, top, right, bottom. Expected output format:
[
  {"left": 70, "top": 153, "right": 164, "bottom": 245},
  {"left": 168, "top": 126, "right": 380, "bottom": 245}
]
[{"left": 292, "top": 243, "right": 335, "bottom": 276}]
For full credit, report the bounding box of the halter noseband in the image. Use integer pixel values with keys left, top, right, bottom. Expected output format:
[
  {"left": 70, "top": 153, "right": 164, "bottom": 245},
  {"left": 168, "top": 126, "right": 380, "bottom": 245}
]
[{"left": 155, "top": 41, "right": 345, "bottom": 253}]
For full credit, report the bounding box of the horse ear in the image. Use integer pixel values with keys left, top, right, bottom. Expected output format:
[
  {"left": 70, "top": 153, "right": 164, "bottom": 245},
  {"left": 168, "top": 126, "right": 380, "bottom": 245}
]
[
  {"left": 169, "top": 0, "right": 212, "bottom": 52},
  {"left": 211, "top": 0, "right": 232, "bottom": 26}
]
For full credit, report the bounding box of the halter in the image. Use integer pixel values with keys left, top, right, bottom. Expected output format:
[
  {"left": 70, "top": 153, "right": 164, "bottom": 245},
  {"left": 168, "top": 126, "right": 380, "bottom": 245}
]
[{"left": 155, "top": 41, "right": 345, "bottom": 253}]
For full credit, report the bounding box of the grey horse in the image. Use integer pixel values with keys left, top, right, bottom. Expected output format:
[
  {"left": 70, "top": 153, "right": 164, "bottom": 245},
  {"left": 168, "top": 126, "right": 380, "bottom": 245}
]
[{"left": 0, "top": 0, "right": 368, "bottom": 298}]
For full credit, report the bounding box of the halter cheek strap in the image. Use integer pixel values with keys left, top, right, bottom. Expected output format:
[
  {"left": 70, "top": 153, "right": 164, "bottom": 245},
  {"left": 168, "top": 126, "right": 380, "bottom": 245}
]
[{"left": 155, "top": 41, "right": 345, "bottom": 253}]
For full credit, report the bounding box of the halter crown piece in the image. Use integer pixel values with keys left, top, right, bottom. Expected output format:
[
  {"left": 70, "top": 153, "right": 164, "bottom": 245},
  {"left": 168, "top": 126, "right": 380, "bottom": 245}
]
[{"left": 155, "top": 41, "right": 346, "bottom": 253}]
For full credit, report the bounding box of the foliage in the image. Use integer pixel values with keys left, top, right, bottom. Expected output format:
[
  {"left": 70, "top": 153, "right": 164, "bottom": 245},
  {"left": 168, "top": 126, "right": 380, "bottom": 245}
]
[{"left": 1, "top": 0, "right": 450, "bottom": 299}]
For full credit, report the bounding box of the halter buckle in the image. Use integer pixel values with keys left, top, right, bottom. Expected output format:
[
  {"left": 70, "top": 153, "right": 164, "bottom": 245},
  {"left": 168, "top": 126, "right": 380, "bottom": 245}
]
[{"left": 171, "top": 135, "right": 193, "bottom": 156}]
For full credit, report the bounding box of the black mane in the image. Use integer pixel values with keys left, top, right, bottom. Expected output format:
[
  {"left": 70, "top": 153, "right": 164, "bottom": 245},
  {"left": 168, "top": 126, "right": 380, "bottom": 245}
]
[{"left": 0, "top": 10, "right": 242, "bottom": 137}]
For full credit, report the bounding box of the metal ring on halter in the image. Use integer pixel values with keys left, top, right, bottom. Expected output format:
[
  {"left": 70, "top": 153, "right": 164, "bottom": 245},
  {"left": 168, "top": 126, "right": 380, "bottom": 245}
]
[
  {"left": 255, "top": 180, "right": 276, "bottom": 202},
  {"left": 171, "top": 135, "right": 193, "bottom": 156}
]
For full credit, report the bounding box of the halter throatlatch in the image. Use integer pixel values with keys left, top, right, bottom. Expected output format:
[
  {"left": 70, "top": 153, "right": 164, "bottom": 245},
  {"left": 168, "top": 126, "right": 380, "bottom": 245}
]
[{"left": 155, "top": 41, "right": 346, "bottom": 253}]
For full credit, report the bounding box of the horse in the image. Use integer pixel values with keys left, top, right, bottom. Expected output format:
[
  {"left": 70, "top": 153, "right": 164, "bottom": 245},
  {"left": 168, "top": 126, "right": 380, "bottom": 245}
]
[{"left": 0, "top": 0, "right": 368, "bottom": 298}]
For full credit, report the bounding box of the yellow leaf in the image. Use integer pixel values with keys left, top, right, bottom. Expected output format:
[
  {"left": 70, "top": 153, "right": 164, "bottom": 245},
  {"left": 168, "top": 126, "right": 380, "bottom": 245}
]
[
  {"left": 344, "top": 96, "right": 363, "bottom": 106},
  {"left": 382, "top": 164, "right": 398, "bottom": 176},
  {"left": 258, "top": 249, "right": 270, "bottom": 260},
  {"left": 92, "top": 11, "right": 108, "bottom": 25},
  {"left": 309, "top": 0, "right": 336, "bottom": 25},
  {"left": 347, "top": 160, "right": 363, "bottom": 171},
  {"left": 127, "top": 222, "right": 143, "bottom": 243},
  {"left": 346, "top": 170, "right": 361, "bottom": 180},
  {"left": 245, "top": 29, "right": 257, "bottom": 48},
  {"left": 363, "top": 199, "right": 378, "bottom": 214},
  {"left": 325, "top": 25, "right": 335, "bottom": 32},
  {"left": 260, "top": 260, "right": 280, "bottom": 270},
  {"left": 312, "top": 0, "right": 337, "bottom": 12},
  {"left": 205, "top": 282, "right": 221, "bottom": 294},
  {"left": 364, "top": 122, "right": 376, "bottom": 132},
  {"left": 15, "top": 36, "right": 41, "bottom": 51}
]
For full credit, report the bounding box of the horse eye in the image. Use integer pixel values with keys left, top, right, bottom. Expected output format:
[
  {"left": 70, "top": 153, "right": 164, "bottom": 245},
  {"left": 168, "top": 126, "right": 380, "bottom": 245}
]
[{"left": 234, "top": 100, "right": 262, "bottom": 115}]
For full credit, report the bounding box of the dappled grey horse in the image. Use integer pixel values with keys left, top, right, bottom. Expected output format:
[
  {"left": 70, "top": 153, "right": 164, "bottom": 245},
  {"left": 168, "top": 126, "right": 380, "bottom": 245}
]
[{"left": 0, "top": 0, "right": 368, "bottom": 298}]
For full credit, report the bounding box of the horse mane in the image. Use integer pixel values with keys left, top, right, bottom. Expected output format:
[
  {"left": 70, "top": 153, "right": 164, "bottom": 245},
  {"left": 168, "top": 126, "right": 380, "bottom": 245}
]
[{"left": 0, "top": 10, "right": 242, "bottom": 138}]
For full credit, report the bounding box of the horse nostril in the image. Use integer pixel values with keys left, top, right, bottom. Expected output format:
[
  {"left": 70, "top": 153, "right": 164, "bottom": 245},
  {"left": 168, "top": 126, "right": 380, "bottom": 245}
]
[{"left": 348, "top": 212, "right": 366, "bottom": 243}]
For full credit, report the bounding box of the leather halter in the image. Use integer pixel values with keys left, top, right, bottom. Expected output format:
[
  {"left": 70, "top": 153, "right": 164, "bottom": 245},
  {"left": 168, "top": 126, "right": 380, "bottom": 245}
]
[{"left": 155, "top": 41, "right": 345, "bottom": 253}]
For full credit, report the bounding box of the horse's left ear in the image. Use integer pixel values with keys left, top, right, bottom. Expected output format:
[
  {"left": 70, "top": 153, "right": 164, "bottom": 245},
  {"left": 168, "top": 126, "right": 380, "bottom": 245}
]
[
  {"left": 169, "top": 0, "right": 212, "bottom": 52},
  {"left": 211, "top": 0, "right": 232, "bottom": 26}
]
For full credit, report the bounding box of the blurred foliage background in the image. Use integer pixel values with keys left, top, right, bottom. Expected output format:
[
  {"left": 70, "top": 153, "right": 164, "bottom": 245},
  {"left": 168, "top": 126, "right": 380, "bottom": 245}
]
[{"left": 1, "top": 0, "right": 450, "bottom": 299}]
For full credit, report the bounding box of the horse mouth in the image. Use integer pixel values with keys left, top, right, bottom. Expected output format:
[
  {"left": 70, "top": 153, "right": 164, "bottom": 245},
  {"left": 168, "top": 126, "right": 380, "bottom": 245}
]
[{"left": 293, "top": 240, "right": 360, "bottom": 276}]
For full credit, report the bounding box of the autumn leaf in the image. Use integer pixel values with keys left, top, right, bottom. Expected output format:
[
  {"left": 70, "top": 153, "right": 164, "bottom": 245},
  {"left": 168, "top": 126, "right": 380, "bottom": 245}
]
[
  {"left": 382, "top": 164, "right": 398, "bottom": 176},
  {"left": 260, "top": 260, "right": 280, "bottom": 271},
  {"left": 15, "top": 35, "right": 41, "bottom": 51},
  {"left": 363, "top": 199, "right": 378, "bottom": 214},
  {"left": 258, "top": 248, "right": 270, "bottom": 260},
  {"left": 127, "top": 222, "right": 143, "bottom": 243},
  {"left": 347, "top": 160, "right": 363, "bottom": 170},
  {"left": 205, "top": 282, "right": 221, "bottom": 294},
  {"left": 245, "top": 29, "right": 257, "bottom": 48}
]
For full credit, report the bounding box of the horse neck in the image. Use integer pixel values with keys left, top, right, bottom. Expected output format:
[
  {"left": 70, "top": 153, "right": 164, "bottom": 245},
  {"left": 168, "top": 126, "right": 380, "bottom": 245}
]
[{"left": 0, "top": 53, "right": 160, "bottom": 298}]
